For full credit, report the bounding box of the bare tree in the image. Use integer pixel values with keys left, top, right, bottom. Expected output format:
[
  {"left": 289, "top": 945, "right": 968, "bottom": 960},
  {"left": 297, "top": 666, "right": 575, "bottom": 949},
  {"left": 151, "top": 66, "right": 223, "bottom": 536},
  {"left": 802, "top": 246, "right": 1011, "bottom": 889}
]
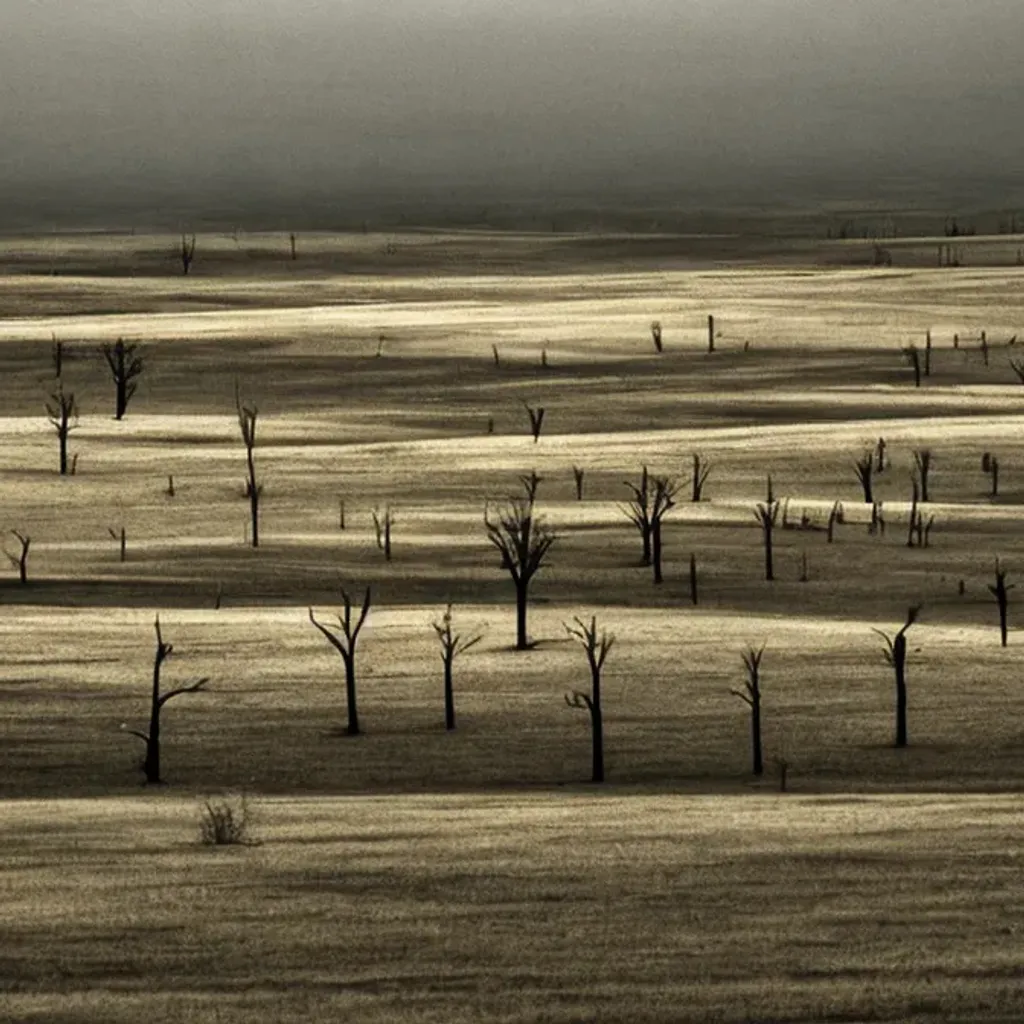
[
  {"left": 492, "top": 344, "right": 501, "bottom": 368},
  {"left": 484, "top": 498, "right": 556, "bottom": 650},
  {"left": 180, "top": 233, "right": 196, "bottom": 275},
  {"left": 903, "top": 343, "right": 921, "bottom": 387},
  {"left": 4, "top": 531, "right": 30, "bottom": 584},
  {"left": 289, "top": 231, "right": 297, "bottom": 261},
  {"left": 873, "top": 605, "right": 921, "bottom": 748},
  {"left": 988, "top": 560, "right": 1013, "bottom": 647},
  {"left": 122, "top": 616, "right": 209, "bottom": 784},
  {"left": 51, "top": 335, "right": 63, "bottom": 378},
  {"left": 650, "top": 320, "right": 663, "bottom": 353},
  {"left": 730, "top": 644, "right": 765, "bottom": 776},
  {"left": 432, "top": 604, "right": 483, "bottom": 730},
  {"left": 691, "top": 453, "right": 712, "bottom": 502},
  {"left": 622, "top": 465, "right": 652, "bottom": 566},
  {"left": 649, "top": 475, "right": 678, "bottom": 585},
  {"left": 524, "top": 403, "right": 545, "bottom": 443},
  {"left": 309, "top": 587, "right": 372, "bottom": 736},
  {"left": 982, "top": 452, "right": 999, "bottom": 497},
  {"left": 46, "top": 382, "right": 78, "bottom": 476},
  {"left": 854, "top": 451, "right": 874, "bottom": 503},
  {"left": 572, "top": 465, "right": 585, "bottom": 501},
  {"left": 754, "top": 499, "right": 781, "bottom": 581},
  {"left": 924, "top": 330, "right": 932, "bottom": 376},
  {"left": 101, "top": 339, "right": 144, "bottom": 420},
  {"left": 707, "top": 314, "right": 715, "bottom": 353},
  {"left": 108, "top": 525, "right": 127, "bottom": 563},
  {"left": 235, "top": 383, "right": 262, "bottom": 548},
  {"left": 689, "top": 552, "right": 698, "bottom": 606},
  {"left": 826, "top": 501, "right": 843, "bottom": 544},
  {"left": 564, "top": 615, "right": 615, "bottom": 783},
  {"left": 913, "top": 449, "right": 933, "bottom": 502},
  {"left": 371, "top": 506, "right": 394, "bottom": 561},
  {"left": 876, "top": 437, "right": 887, "bottom": 472}
]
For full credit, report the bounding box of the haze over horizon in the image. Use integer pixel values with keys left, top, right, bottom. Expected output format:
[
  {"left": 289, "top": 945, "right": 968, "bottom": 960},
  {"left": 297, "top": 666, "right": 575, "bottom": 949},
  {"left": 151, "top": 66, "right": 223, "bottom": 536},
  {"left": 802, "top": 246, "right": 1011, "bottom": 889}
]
[{"left": 2, "top": 0, "right": 1023, "bottom": 228}]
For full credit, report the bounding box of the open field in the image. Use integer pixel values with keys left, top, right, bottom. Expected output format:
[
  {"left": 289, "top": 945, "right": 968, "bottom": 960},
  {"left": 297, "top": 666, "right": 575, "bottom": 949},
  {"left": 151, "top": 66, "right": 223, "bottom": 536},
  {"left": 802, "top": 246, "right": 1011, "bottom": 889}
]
[{"left": 2, "top": 231, "right": 1023, "bottom": 1020}]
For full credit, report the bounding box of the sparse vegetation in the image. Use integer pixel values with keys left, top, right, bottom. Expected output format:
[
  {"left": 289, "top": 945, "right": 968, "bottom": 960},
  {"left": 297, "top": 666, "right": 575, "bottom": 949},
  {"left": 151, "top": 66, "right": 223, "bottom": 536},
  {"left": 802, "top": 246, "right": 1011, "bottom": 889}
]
[
  {"left": 46, "top": 382, "right": 78, "bottom": 476},
  {"left": 564, "top": 615, "right": 615, "bottom": 783},
  {"left": 874, "top": 606, "right": 921, "bottom": 749},
  {"left": 432, "top": 604, "right": 483, "bottom": 731},
  {"left": 101, "top": 339, "right": 144, "bottom": 420},
  {"left": 309, "top": 587, "right": 372, "bottom": 736}
]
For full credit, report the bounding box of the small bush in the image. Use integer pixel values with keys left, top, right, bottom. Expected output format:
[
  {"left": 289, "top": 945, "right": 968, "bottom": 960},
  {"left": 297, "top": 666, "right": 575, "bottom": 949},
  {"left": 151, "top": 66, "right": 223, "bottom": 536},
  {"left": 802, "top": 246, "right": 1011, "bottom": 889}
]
[{"left": 198, "top": 794, "right": 258, "bottom": 847}]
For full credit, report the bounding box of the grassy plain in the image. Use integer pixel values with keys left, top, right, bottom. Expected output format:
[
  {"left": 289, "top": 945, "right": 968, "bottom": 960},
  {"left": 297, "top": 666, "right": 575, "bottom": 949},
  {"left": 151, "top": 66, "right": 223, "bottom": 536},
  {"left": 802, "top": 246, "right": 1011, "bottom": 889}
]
[{"left": 1, "top": 229, "right": 1023, "bottom": 1021}]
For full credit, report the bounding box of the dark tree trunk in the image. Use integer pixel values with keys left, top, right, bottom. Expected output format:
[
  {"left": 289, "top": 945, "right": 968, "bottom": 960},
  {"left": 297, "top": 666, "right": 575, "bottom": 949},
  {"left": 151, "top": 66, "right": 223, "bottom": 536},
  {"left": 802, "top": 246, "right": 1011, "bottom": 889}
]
[
  {"left": 998, "top": 598, "right": 1008, "bottom": 647},
  {"left": 590, "top": 666, "right": 604, "bottom": 783},
  {"left": 247, "top": 449, "right": 260, "bottom": 549},
  {"left": 443, "top": 658, "right": 455, "bottom": 730},
  {"left": 751, "top": 697, "right": 763, "bottom": 776},
  {"left": 689, "top": 553, "right": 698, "bottom": 606},
  {"left": 764, "top": 529, "right": 774, "bottom": 582},
  {"left": 344, "top": 657, "right": 360, "bottom": 735},
  {"left": 652, "top": 519, "right": 663, "bottom": 584},
  {"left": 515, "top": 584, "right": 529, "bottom": 651},
  {"left": 116, "top": 376, "right": 127, "bottom": 420},
  {"left": 894, "top": 637, "right": 907, "bottom": 747},
  {"left": 58, "top": 433, "right": 68, "bottom": 476},
  {"left": 145, "top": 663, "right": 162, "bottom": 784},
  {"left": 640, "top": 525, "right": 651, "bottom": 567}
]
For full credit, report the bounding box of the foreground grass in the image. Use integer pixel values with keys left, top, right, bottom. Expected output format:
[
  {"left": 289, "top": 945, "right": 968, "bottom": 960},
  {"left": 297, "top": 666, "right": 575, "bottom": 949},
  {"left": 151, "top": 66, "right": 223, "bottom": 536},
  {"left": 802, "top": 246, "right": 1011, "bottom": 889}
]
[{"left": 1, "top": 793, "right": 1021, "bottom": 1023}]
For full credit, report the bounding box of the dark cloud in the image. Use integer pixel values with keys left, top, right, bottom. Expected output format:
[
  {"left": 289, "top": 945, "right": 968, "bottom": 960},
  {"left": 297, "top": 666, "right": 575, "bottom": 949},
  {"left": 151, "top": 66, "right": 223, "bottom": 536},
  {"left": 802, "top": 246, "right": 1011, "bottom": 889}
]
[{"left": 2, "top": 1, "right": 1022, "bottom": 224}]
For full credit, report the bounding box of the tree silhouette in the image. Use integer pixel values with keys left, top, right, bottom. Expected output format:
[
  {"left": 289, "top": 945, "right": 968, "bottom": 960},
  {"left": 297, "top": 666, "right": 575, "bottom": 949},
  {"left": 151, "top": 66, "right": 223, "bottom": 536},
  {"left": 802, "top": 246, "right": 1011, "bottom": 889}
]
[
  {"left": 564, "top": 615, "right": 615, "bottom": 783},
  {"left": 309, "top": 587, "right": 372, "bottom": 735}
]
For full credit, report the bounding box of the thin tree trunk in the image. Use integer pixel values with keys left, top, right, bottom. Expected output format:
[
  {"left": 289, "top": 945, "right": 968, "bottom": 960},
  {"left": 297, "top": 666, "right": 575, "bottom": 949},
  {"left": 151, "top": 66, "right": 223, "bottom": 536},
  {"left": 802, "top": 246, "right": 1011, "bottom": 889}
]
[
  {"left": 751, "top": 697, "right": 763, "bottom": 776},
  {"left": 344, "top": 657, "right": 360, "bottom": 735},
  {"left": 590, "top": 667, "right": 604, "bottom": 783},
  {"left": 998, "top": 600, "right": 1008, "bottom": 647},
  {"left": 444, "top": 658, "right": 455, "bottom": 730},
  {"left": 764, "top": 530, "right": 774, "bottom": 582},
  {"left": 652, "top": 519, "right": 663, "bottom": 584},
  {"left": 895, "top": 662, "right": 907, "bottom": 748},
  {"left": 515, "top": 585, "right": 529, "bottom": 650}
]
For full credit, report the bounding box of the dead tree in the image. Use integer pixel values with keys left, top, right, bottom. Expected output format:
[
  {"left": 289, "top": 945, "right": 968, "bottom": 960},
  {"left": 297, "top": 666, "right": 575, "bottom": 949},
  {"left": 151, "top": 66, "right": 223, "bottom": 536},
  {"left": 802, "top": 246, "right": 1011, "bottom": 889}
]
[
  {"left": 180, "top": 234, "right": 196, "bottom": 275},
  {"left": 765, "top": 474, "right": 774, "bottom": 504},
  {"left": 484, "top": 498, "right": 556, "bottom": 650},
  {"left": 907, "top": 477, "right": 919, "bottom": 548},
  {"left": 622, "top": 465, "right": 652, "bottom": 566},
  {"left": 650, "top": 320, "right": 663, "bottom": 353},
  {"left": 913, "top": 449, "right": 933, "bottom": 502},
  {"left": 826, "top": 501, "right": 842, "bottom": 543},
  {"left": 924, "top": 330, "right": 932, "bottom": 376},
  {"left": 876, "top": 437, "right": 887, "bottom": 472},
  {"left": 432, "top": 604, "right": 483, "bottom": 731},
  {"left": 4, "top": 531, "right": 30, "bottom": 584},
  {"left": 108, "top": 525, "right": 127, "bottom": 563},
  {"left": 689, "top": 552, "right": 698, "bottom": 606},
  {"left": 371, "top": 506, "right": 394, "bottom": 561},
  {"left": 730, "top": 644, "right": 765, "bottom": 776},
  {"left": 235, "top": 383, "right": 262, "bottom": 548},
  {"left": 754, "top": 499, "right": 781, "bottom": 581},
  {"left": 492, "top": 344, "right": 501, "bottom": 368},
  {"left": 122, "top": 617, "right": 209, "bottom": 784},
  {"left": 289, "top": 232, "right": 297, "bottom": 260},
  {"left": 707, "top": 314, "right": 715, "bottom": 353},
  {"left": 988, "top": 560, "right": 1013, "bottom": 647},
  {"left": 868, "top": 501, "right": 886, "bottom": 536},
  {"left": 338, "top": 498, "right": 346, "bottom": 530},
  {"left": 981, "top": 331, "right": 989, "bottom": 367},
  {"left": 982, "top": 453, "right": 999, "bottom": 497},
  {"left": 564, "top": 615, "right": 615, "bottom": 783},
  {"left": 904, "top": 343, "right": 921, "bottom": 387},
  {"left": 309, "top": 587, "right": 372, "bottom": 736},
  {"left": 873, "top": 605, "right": 921, "bottom": 748},
  {"left": 649, "top": 475, "right": 679, "bottom": 585},
  {"left": 101, "top": 339, "right": 144, "bottom": 420},
  {"left": 524, "top": 403, "right": 545, "bottom": 443},
  {"left": 854, "top": 451, "right": 874, "bottom": 503},
  {"left": 572, "top": 465, "right": 585, "bottom": 501},
  {"left": 518, "top": 470, "right": 542, "bottom": 504},
  {"left": 51, "top": 335, "right": 63, "bottom": 378},
  {"left": 166, "top": 475, "right": 175, "bottom": 498},
  {"left": 46, "top": 383, "right": 78, "bottom": 476},
  {"left": 691, "top": 453, "right": 712, "bottom": 502}
]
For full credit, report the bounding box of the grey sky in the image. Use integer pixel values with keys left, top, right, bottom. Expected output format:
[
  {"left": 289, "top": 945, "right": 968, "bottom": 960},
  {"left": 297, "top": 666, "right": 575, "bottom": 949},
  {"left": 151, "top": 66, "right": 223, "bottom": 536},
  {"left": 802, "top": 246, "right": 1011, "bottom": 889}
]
[{"left": 2, "top": 0, "right": 1022, "bottom": 222}]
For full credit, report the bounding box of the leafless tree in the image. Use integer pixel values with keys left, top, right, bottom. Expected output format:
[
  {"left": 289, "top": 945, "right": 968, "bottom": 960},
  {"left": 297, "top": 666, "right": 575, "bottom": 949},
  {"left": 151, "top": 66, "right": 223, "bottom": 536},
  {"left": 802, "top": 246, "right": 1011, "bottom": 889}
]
[
  {"left": 988, "top": 560, "right": 1013, "bottom": 647},
  {"left": 903, "top": 343, "right": 921, "bottom": 387},
  {"left": 180, "top": 233, "right": 196, "bottom": 275},
  {"left": 371, "top": 506, "right": 394, "bottom": 560},
  {"left": 980, "top": 330, "right": 989, "bottom": 366},
  {"left": 707, "top": 314, "right": 715, "bottom": 353},
  {"left": 108, "top": 525, "right": 127, "bottom": 563},
  {"left": 572, "top": 465, "right": 585, "bottom": 501},
  {"left": 518, "top": 470, "right": 542, "bottom": 504},
  {"left": 913, "top": 449, "right": 933, "bottom": 502},
  {"left": 649, "top": 475, "right": 678, "bottom": 584},
  {"left": 51, "top": 335, "right": 63, "bottom": 378},
  {"left": 338, "top": 498, "right": 346, "bottom": 530},
  {"left": 730, "top": 644, "right": 765, "bottom": 776},
  {"left": 689, "top": 552, "right": 698, "bottom": 606},
  {"left": 875, "top": 437, "right": 887, "bottom": 472},
  {"left": 873, "top": 605, "right": 921, "bottom": 748},
  {"left": 982, "top": 452, "right": 999, "bottom": 497},
  {"left": 484, "top": 498, "right": 556, "bottom": 650},
  {"left": 101, "top": 339, "right": 144, "bottom": 420},
  {"left": 754, "top": 499, "right": 781, "bottom": 581},
  {"left": 924, "top": 330, "right": 932, "bottom": 376},
  {"left": 691, "top": 453, "right": 712, "bottom": 502},
  {"left": 309, "top": 587, "right": 372, "bottom": 736},
  {"left": 46, "top": 382, "right": 78, "bottom": 476},
  {"left": 235, "top": 383, "right": 262, "bottom": 548},
  {"left": 166, "top": 475, "right": 175, "bottom": 498},
  {"left": 122, "top": 616, "right": 209, "bottom": 784},
  {"left": 854, "top": 451, "right": 874, "bottom": 503},
  {"left": 650, "top": 320, "right": 663, "bottom": 353},
  {"left": 492, "top": 344, "right": 501, "bottom": 368},
  {"left": 623, "top": 465, "right": 653, "bottom": 566},
  {"left": 432, "top": 604, "right": 483, "bottom": 730},
  {"left": 564, "top": 615, "right": 615, "bottom": 783},
  {"left": 4, "top": 531, "right": 30, "bottom": 584},
  {"left": 524, "top": 403, "right": 545, "bottom": 442},
  {"left": 826, "top": 501, "right": 843, "bottom": 543},
  {"left": 289, "top": 231, "right": 297, "bottom": 260}
]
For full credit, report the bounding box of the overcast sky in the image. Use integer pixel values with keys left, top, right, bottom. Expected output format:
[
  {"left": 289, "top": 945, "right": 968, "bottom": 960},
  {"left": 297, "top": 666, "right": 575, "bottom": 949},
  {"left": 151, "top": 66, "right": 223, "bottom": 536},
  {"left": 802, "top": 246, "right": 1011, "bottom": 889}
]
[{"left": 2, "top": 0, "right": 1022, "bottom": 223}]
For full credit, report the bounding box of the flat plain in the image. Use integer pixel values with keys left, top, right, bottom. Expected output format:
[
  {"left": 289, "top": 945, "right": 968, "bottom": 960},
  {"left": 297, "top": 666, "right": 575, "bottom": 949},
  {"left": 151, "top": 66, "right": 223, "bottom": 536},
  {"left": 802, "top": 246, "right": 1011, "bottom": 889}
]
[{"left": 1, "top": 229, "right": 1022, "bottom": 1022}]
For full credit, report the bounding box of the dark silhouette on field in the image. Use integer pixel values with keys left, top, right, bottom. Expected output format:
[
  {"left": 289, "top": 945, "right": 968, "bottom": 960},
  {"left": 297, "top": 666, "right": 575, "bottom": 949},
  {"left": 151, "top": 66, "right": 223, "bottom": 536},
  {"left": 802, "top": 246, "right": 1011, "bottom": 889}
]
[
  {"left": 432, "top": 604, "right": 483, "bottom": 731},
  {"left": 730, "top": 644, "right": 765, "bottom": 776},
  {"left": 309, "top": 587, "right": 372, "bottom": 736},
  {"left": 46, "top": 382, "right": 78, "bottom": 476},
  {"left": 988, "top": 560, "right": 1012, "bottom": 647},
  {"left": 101, "top": 339, "right": 144, "bottom": 420},
  {"left": 874, "top": 605, "right": 921, "bottom": 749},
  {"left": 564, "top": 615, "right": 615, "bottom": 783},
  {"left": 235, "top": 383, "right": 262, "bottom": 548}
]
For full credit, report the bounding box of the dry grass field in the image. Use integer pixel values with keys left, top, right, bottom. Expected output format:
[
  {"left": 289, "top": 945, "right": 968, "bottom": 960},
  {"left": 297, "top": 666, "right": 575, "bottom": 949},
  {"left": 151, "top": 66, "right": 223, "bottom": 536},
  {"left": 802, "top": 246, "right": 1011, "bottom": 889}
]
[{"left": 1, "top": 229, "right": 1023, "bottom": 1021}]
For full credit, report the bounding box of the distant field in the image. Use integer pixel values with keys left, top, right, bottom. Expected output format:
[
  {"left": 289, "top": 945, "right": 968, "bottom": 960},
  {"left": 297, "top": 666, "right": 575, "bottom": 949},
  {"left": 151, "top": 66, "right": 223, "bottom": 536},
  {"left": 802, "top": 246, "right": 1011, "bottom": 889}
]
[{"left": 1, "top": 231, "right": 1023, "bottom": 1021}]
